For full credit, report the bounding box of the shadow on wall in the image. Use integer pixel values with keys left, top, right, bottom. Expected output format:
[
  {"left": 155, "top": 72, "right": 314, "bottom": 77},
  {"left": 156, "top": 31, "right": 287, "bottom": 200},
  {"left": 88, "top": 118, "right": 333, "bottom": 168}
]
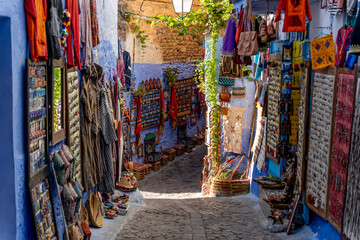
[{"left": 0, "top": 16, "right": 19, "bottom": 240}]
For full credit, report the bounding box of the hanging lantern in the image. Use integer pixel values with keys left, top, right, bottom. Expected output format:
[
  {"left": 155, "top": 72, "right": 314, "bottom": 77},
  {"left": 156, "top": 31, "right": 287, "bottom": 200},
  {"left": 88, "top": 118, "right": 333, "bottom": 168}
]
[{"left": 171, "top": 0, "right": 193, "bottom": 17}]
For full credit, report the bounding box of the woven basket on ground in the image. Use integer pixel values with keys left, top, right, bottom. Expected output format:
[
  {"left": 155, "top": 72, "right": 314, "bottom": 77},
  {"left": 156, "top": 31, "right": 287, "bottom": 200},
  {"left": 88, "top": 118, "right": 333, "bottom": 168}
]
[
  {"left": 161, "top": 155, "right": 168, "bottom": 166},
  {"left": 210, "top": 178, "right": 250, "bottom": 196},
  {"left": 173, "top": 144, "right": 185, "bottom": 156},
  {"left": 151, "top": 161, "right": 161, "bottom": 171},
  {"left": 163, "top": 148, "right": 176, "bottom": 161},
  {"left": 210, "top": 154, "right": 250, "bottom": 197},
  {"left": 144, "top": 165, "right": 150, "bottom": 175},
  {"left": 133, "top": 165, "right": 146, "bottom": 180}
]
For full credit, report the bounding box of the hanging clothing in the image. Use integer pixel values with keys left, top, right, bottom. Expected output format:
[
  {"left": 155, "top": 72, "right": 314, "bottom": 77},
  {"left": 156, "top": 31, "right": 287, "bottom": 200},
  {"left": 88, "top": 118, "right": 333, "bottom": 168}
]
[
  {"left": 80, "top": 64, "right": 103, "bottom": 191},
  {"left": 235, "top": 9, "right": 244, "bottom": 45},
  {"left": 90, "top": 0, "right": 100, "bottom": 47},
  {"left": 221, "top": 13, "right": 238, "bottom": 56},
  {"left": 123, "top": 51, "right": 132, "bottom": 91},
  {"left": 66, "top": 0, "right": 81, "bottom": 69},
  {"left": 275, "top": 0, "right": 312, "bottom": 32},
  {"left": 24, "top": 0, "right": 48, "bottom": 61},
  {"left": 135, "top": 97, "right": 142, "bottom": 147},
  {"left": 169, "top": 85, "right": 178, "bottom": 130},
  {"left": 335, "top": 26, "right": 353, "bottom": 66},
  {"left": 159, "top": 87, "right": 165, "bottom": 136},
  {"left": 98, "top": 86, "right": 118, "bottom": 194},
  {"left": 349, "top": 10, "right": 360, "bottom": 55},
  {"left": 79, "top": 0, "right": 93, "bottom": 68},
  {"left": 46, "top": 0, "right": 63, "bottom": 59},
  {"left": 327, "top": 0, "right": 343, "bottom": 15}
]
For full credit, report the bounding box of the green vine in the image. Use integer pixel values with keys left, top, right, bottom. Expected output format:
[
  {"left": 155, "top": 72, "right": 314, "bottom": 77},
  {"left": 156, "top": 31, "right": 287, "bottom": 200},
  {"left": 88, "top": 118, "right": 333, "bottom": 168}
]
[
  {"left": 164, "top": 68, "right": 179, "bottom": 87},
  {"left": 151, "top": 0, "right": 233, "bottom": 186},
  {"left": 133, "top": 83, "right": 147, "bottom": 98},
  {"left": 128, "top": 17, "right": 149, "bottom": 54},
  {"left": 53, "top": 68, "right": 62, "bottom": 132}
]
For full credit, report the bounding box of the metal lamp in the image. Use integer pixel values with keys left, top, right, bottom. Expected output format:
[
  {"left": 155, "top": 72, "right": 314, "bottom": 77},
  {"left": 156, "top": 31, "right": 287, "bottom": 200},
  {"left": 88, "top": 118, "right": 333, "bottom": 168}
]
[{"left": 171, "top": 0, "right": 193, "bottom": 17}]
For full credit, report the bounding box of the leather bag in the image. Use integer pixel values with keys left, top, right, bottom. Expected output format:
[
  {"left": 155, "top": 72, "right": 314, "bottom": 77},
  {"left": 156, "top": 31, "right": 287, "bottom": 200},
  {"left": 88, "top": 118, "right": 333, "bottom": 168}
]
[
  {"left": 219, "top": 86, "right": 231, "bottom": 102},
  {"left": 237, "top": 0, "right": 258, "bottom": 56}
]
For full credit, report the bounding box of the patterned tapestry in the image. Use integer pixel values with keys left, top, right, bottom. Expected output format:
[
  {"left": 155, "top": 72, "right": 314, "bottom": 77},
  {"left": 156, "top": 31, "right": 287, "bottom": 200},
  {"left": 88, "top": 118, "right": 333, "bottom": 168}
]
[
  {"left": 310, "top": 34, "right": 335, "bottom": 70},
  {"left": 223, "top": 107, "right": 245, "bottom": 154},
  {"left": 328, "top": 72, "right": 356, "bottom": 231},
  {"left": 266, "top": 62, "right": 282, "bottom": 160},
  {"left": 306, "top": 70, "right": 336, "bottom": 218},
  {"left": 343, "top": 78, "right": 360, "bottom": 240}
]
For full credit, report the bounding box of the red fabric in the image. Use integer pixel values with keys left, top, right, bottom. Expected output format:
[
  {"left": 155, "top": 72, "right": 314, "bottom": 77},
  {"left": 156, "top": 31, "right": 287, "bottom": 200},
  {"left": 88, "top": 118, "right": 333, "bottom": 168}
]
[
  {"left": 335, "top": 26, "right": 353, "bottom": 67},
  {"left": 159, "top": 87, "right": 166, "bottom": 136},
  {"left": 275, "top": 0, "right": 312, "bottom": 32},
  {"left": 66, "top": 0, "right": 81, "bottom": 69},
  {"left": 168, "top": 85, "right": 178, "bottom": 130},
  {"left": 135, "top": 97, "right": 142, "bottom": 147},
  {"left": 235, "top": 9, "right": 244, "bottom": 45},
  {"left": 24, "top": 0, "right": 48, "bottom": 61}
]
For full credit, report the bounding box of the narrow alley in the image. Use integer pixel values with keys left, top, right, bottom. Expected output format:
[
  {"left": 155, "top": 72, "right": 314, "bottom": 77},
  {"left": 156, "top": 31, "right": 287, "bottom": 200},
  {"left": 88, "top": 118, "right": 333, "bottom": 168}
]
[{"left": 113, "top": 145, "right": 315, "bottom": 240}]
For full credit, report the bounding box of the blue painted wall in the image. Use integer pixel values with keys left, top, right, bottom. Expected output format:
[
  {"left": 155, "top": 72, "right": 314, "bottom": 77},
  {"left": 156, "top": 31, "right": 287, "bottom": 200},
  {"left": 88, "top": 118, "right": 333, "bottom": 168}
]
[
  {"left": 0, "top": 16, "right": 17, "bottom": 240},
  {"left": 128, "top": 62, "right": 206, "bottom": 163}
]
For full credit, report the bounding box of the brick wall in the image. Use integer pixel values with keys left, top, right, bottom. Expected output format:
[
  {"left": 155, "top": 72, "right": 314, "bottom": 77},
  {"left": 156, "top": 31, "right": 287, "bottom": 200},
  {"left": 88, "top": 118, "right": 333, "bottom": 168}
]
[{"left": 118, "top": 0, "right": 204, "bottom": 63}]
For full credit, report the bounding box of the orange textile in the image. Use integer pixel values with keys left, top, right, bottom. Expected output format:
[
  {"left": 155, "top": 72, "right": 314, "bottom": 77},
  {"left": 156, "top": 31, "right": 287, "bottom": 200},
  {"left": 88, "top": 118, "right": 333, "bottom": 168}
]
[
  {"left": 310, "top": 34, "right": 336, "bottom": 70},
  {"left": 275, "top": 0, "right": 312, "bottom": 32},
  {"left": 24, "top": 0, "right": 48, "bottom": 61}
]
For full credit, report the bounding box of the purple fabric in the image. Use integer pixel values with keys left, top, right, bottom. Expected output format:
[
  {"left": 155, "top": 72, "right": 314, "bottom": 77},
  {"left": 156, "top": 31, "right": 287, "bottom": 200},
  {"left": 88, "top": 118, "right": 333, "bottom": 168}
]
[{"left": 221, "top": 14, "right": 238, "bottom": 56}]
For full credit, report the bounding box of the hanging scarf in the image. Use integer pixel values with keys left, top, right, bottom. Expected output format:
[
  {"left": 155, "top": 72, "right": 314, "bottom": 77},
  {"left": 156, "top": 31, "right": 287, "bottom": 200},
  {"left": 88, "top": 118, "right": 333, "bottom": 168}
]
[
  {"left": 221, "top": 13, "right": 238, "bottom": 56},
  {"left": 159, "top": 86, "right": 165, "bottom": 136},
  {"left": 235, "top": 9, "right": 244, "bottom": 45},
  {"left": 168, "top": 85, "right": 178, "bottom": 130},
  {"left": 335, "top": 25, "right": 353, "bottom": 66},
  {"left": 135, "top": 97, "right": 142, "bottom": 147}
]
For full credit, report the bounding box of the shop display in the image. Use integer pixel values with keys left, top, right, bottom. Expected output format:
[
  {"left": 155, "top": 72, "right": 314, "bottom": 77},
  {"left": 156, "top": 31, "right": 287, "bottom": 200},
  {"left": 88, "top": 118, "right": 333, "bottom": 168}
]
[
  {"left": 175, "top": 78, "right": 193, "bottom": 117},
  {"left": 327, "top": 69, "right": 357, "bottom": 232},
  {"left": 26, "top": 60, "right": 48, "bottom": 179},
  {"left": 223, "top": 107, "right": 245, "bottom": 154},
  {"left": 30, "top": 178, "right": 58, "bottom": 240},
  {"left": 343, "top": 78, "right": 360, "bottom": 240},
  {"left": 144, "top": 133, "right": 162, "bottom": 163},
  {"left": 177, "top": 120, "right": 194, "bottom": 151},
  {"left": 49, "top": 58, "right": 67, "bottom": 145},
  {"left": 66, "top": 67, "right": 81, "bottom": 182},
  {"left": 306, "top": 66, "right": 337, "bottom": 218},
  {"left": 266, "top": 60, "right": 282, "bottom": 162},
  {"left": 296, "top": 60, "right": 311, "bottom": 193},
  {"left": 141, "top": 79, "right": 161, "bottom": 129}
]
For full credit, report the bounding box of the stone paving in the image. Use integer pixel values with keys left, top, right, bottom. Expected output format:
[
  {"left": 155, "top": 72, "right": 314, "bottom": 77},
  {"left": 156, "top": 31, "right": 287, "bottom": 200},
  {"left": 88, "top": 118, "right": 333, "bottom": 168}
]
[{"left": 115, "top": 145, "right": 317, "bottom": 240}]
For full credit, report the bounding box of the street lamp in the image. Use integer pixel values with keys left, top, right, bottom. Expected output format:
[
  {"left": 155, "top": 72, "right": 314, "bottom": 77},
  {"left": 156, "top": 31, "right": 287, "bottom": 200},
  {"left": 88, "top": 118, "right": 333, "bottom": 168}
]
[{"left": 171, "top": 0, "right": 193, "bottom": 17}]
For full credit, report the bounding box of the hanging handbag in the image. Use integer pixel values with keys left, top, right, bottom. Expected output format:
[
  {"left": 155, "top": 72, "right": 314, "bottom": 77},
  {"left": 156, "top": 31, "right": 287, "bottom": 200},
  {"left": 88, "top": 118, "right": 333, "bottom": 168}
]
[
  {"left": 219, "top": 86, "right": 231, "bottom": 102},
  {"left": 219, "top": 86, "right": 231, "bottom": 116},
  {"left": 218, "top": 77, "right": 235, "bottom": 86},
  {"left": 231, "top": 78, "right": 246, "bottom": 97},
  {"left": 237, "top": 0, "right": 258, "bottom": 56}
]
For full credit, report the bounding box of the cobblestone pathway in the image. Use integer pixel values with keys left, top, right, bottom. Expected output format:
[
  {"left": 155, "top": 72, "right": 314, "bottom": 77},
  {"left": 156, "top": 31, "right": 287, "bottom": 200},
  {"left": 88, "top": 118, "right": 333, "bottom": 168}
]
[{"left": 115, "top": 145, "right": 316, "bottom": 240}]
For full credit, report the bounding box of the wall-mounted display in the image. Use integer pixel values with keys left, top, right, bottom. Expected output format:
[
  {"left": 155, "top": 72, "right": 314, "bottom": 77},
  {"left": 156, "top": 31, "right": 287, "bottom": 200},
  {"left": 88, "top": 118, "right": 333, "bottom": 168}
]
[
  {"left": 141, "top": 79, "right": 160, "bottom": 129},
  {"left": 163, "top": 89, "right": 170, "bottom": 99},
  {"left": 130, "top": 108, "right": 136, "bottom": 122},
  {"left": 66, "top": 67, "right": 81, "bottom": 182},
  {"left": 306, "top": 66, "right": 337, "bottom": 219},
  {"left": 26, "top": 60, "right": 49, "bottom": 181},
  {"left": 130, "top": 124, "right": 136, "bottom": 138},
  {"left": 266, "top": 59, "right": 282, "bottom": 163},
  {"left": 223, "top": 107, "right": 245, "bottom": 154},
  {"left": 175, "top": 78, "right": 193, "bottom": 117},
  {"left": 137, "top": 144, "right": 143, "bottom": 158},
  {"left": 327, "top": 68, "right": 357, "bottom": 232},
  {"left": 49, "top": 58, "right": 67, "bottom": 145}
]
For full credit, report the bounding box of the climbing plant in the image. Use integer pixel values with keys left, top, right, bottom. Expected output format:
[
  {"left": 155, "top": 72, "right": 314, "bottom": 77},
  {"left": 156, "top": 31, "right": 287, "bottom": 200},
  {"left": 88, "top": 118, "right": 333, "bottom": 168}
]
[{"left": 153, "top": 0, "right": 233, "bottom": 189}]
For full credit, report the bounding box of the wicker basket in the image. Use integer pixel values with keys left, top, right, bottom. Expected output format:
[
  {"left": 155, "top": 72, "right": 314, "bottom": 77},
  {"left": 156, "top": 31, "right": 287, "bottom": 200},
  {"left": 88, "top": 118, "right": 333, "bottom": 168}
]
[
  {"left": 144, "top": 165, "right": 150, "bottom": 175},
  {"left": 210, "top": 178, "right": 250, "bottom": 196},
  {"left": 163, "top": 148, "right": 176, "bottom": 161},
  {"left": 151, "top": 161, "right": 161, "bottom": 171},
  {"left": 161, "top": 155, "right": 168, "bottom": 166},
  {"left": 174, "top": 144, "right": 185, "bottom": 156},
  {"left": 133, "top": 165, "right": 146, "bottom": 180}
]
